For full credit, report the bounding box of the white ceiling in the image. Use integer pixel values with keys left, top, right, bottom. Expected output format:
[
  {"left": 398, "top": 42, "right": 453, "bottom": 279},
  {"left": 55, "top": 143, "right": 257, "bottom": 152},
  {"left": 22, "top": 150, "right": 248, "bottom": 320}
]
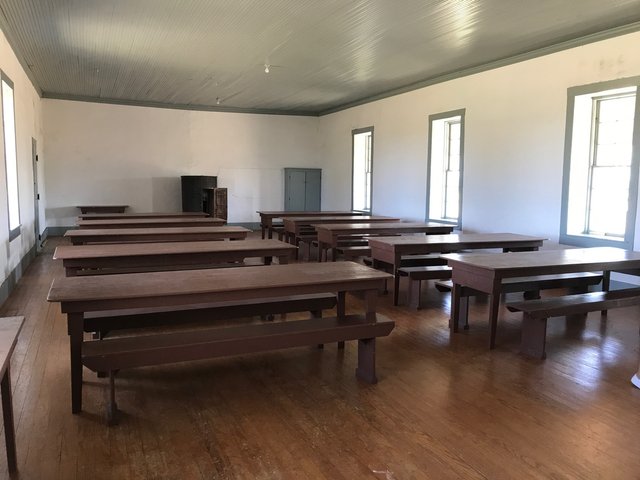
[{"left": 1, "top": 0, "right": 640, "bottom": 115}]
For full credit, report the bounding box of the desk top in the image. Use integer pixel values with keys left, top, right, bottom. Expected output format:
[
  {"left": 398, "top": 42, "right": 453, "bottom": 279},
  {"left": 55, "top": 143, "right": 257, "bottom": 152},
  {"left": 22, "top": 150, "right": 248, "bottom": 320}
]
[
  {"left": 48, "top": 262, "right": 391, "bottom": 312},
  {"left": 283, "top": 216, "right": 400, "bottom": 225},
  {"left": 78, "top": 212, "right": 209, "bottom": 220},
  {"left": 76, "top": 205, "right": 127, "bottom": 211},
  {"left": 442, "top": 247, "right": 640, "bottom": 274},
  {"left": 0, "top": 316, "right": 25, "bottom": 377},
  {"left": 65, "top": 226, "right": 249, "bottom": 238},
  {"left": 369, "top": 233, "right": 546, "bottom": 250},
  {"left": 257, "top": 211, "right": 362, "bottom": 217},
  {"left": 314, "top": 222, "right": 454, "bottom": 233},
  {"left": 77, "top": 217, "right": 225, "bottom": 228},
  {"left": 54, "top": 239, "right": 295, "bottom": 260}
]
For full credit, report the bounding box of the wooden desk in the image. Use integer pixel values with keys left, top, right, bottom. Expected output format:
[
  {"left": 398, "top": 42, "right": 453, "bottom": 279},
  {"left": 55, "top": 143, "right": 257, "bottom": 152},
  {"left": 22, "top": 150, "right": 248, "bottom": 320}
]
[
  {"left": 78, "top": 212, "right": 209, "bottom": 220},
  {"left": 256, "top": 211, "right": 363, "bottom": 239},
  {"left": 54, "top": 239, "right": 297, "bottom": 276},
  {"left": 369, "top": 233, "right": 546, "bottom": 305},
  {"left": 77, "top": 205, "right": 128, "bottom": 214},
  {"left": 282, "top": 216, "right": 400, "bottom": 246},
  {"left": 65, "top": 226, "right": 250, "bottom": 245},
  {"left": 442, "top": 247, "right": 640, "bottom": 349},
  {"left": 77, "top": 217, "right": 225, "bottom": 229},
  {"left": 47, "top": 262, "right": 392, "bottom": 414},
  {"left": 316, "top": 222, "right": 454, "bottom": 262},
  {"left": 0, "top": 316, "right": 25, "bottom": 473}
]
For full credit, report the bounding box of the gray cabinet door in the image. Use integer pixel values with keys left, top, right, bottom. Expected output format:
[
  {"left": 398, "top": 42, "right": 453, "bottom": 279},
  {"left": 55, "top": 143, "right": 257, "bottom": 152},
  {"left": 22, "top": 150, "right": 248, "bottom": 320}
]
[{"left": 284, "top": 168, "right": 321, "bottom": 211}]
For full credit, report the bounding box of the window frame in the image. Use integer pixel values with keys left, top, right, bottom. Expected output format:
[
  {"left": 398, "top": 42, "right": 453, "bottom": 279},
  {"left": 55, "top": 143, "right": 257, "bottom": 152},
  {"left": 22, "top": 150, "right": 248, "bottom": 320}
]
[
  {"left": 0, "top": 71, "right": 20, "bottom": 242},
  {"left": 559, "top": 77, "right": 640, "bottom": 249},
  {"left": 426, "top": 108, "right": 465, "bottom": 228},
  {"left": 351, "top": 126, "right": 374, "bottom": 213}
]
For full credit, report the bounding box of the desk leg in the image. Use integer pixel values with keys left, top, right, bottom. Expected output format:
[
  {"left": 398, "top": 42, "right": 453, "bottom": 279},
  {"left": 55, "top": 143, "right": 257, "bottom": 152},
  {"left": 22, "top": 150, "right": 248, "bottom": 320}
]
[
  {"left": 451, "top": 282, "right": 462, "bottom": 333},
  {"left": 261, "top": 225, "right": 266, "bottom": 239},
  {"left": 337, "top": 292, "right": 346, "bottom": 349},
  {"left": 393, "top": 268, "right": 400, "bottom": 306},
  {"left": 68, "top": 313, "right": 84, "bottom": 414},
  {"left": 602, "top": 270, "right": 610, "bottom": 316},
  {"left": 356, "top": 289, "right": 378, "bottom": 383},
  {"left": 488, "top": 293, "right": 500, "bottom": 349},
  {"left": 1, "top": 367, "right": 17, "bottom": 473}
]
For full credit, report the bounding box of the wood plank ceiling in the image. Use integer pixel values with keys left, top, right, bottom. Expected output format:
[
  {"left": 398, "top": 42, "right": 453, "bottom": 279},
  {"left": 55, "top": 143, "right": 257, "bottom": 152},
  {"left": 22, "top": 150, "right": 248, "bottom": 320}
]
[{"left": 1, "top": 0, "right": 640, "bottom": 115}]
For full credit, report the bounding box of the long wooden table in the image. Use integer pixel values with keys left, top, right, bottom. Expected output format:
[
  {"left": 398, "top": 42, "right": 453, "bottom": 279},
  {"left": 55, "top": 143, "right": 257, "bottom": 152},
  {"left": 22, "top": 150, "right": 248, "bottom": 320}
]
[
  {"left": 0, "top": 317, "right": 24, "bottom": 474},
  {"left": 369, "top": 233, "right": 546, "bottom": 305},
  {"left": 442, "top": 246, "right": 640, "bottom": 349},
  {"left": 257, "top": 211, "right": 363, "bottom": 239},
  {"left": 78, "top": 212, "right": 209, "bottom": 220},
  {"left": 54, "top": 239, "right": 297, "bottom": 276},
  {"left": 315, "top": 222, "right": 455, "bottom": 262},
  {"left": 77, "top": 217, "right": 225, "bottom": 229},
  {"left": 65, "top": 226, "right": 250, "bottom": 245},
  {"left": 77, "top": 205, "right": 127, "bottom": 214},
  {"left": 282, "top": 216, "right": 400, "bottom": 246},
  {"left": 46, "top": 262, "right": 393, "bottom": 414}
]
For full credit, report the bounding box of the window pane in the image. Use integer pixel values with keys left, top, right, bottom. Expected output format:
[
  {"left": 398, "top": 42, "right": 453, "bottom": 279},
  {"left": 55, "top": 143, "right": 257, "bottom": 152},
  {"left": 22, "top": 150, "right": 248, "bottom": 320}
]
[
  {"left": 429, "top": 114, "right": 462, "bottom": 223},
  {"left": 352, "top": 130, "right": 372, "bottom": 212},
  {"left": 587, "top": 166, "right": 630, "bottom": 236},
  {"left": 2, "top": 78, "right": 19, "bottom": 232}
]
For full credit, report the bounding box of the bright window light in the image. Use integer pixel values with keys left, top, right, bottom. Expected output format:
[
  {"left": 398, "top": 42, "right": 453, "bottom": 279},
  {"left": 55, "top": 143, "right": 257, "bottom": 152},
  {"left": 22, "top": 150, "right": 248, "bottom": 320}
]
[
  {"left": 352, "top": 128, "right": 373, "bottom": 212},
  {"left": 428, "top": 111, "right": 464, "bottom": 226},
  {"left": 1, "top": 74, "right": 20, "bottom": 239}
]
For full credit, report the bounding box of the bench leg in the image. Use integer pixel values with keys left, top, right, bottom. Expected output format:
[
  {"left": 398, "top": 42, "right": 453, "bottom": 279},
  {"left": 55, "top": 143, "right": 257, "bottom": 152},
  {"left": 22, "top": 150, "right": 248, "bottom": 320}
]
[
  {"left": 310, "top": 309, "right": 325, "bottom": 349},
  {"left": 602, "top": 271, "right": 610, "bottom": 316},
  {"left": 355, "top": 338, "right": 377, "bottom": 384},
  {"left": 337, "top": 292, "right": 346, "bottom": 350},
  {"left": 106, "top": 371, "right": 119, "bottom": 426},
  {"left": 69, "top": 313, "right": 84, "bottom": 414},
  {"left": 408, "top": 278, "right": 421, "bottom": 310},
  {"left": 393, "top": 270, "right": 400, "bottom": 306},
  {"left": 1, "top": 367, "right": 17, "bottom": 473},
  {"left": 488, "top": 294, "right": 500, "bottom": 349},
  {"left": 461, "top": 296, "right": 470, "bottom": 330},
  {"left": 520, "top": 314, "right": 548, "bottom": 359}
]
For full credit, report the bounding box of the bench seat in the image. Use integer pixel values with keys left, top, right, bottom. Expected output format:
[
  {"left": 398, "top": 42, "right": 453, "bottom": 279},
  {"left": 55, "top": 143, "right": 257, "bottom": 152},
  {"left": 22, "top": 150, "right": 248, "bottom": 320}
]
[
  {"left": 336, "top": 246, "right": 371, "bottom": 260},
  {"left": 506, "top": 288, "right": 640, "bottom": 359},
  {"left": 82, "top": 313, "right": 395, "bottom": 424},
  {"left": 436, "top": 272, "right": 603, "bottom": 326},
  {"left": 397, "top": 266, "right": 452, "bottom": 309},
  {"left": 84, "top": 293, "right": 338, "bottom": 337}
]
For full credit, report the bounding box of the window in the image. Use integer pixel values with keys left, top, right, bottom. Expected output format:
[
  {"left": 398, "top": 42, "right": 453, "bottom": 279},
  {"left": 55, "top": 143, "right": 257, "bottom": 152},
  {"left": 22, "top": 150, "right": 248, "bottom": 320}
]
[
  {"left": 1, "top": 72, "right": 20, "bottom": 240},
  {"left": 427, "top": 109, "right": 465, "bottom": 227},
  {"left": 352, "top": 127, "right": 373, "bottom": 212},
  {"left": 560, "top": 78, "right": 640, "bottom": 248}
]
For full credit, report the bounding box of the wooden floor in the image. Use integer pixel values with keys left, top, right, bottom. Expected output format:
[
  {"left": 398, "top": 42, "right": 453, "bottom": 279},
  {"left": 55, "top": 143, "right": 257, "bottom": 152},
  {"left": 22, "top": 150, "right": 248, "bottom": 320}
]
[{"left": 0, "top": 236, "right": 639, "bottom": 479}]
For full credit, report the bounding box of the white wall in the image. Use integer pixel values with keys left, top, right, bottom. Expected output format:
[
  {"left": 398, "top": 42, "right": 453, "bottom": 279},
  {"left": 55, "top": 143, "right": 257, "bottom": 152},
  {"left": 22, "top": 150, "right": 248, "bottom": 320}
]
[
  {"left": 318, "top": 31, "right": 640, "bottom": 246},
  {"left": 0, "top": 28, "right": 43, "bottom": 281},
  {"left": 43, "top": 101, "right": 321, "bottom": 225}
]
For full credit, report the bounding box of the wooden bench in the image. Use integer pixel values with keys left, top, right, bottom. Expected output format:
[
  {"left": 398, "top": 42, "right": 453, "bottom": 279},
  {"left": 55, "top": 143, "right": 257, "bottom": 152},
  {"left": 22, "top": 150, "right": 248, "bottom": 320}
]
[
  {"left": 507, "top": 288, "right": 640, "bottom": 359},
  {"left": 82, "top": 313, "right": 394, "bottom": 424},
  {"left": 0, "top": 317, "right": 25, "bottom": 474},
  {"left": 436, "top": 272, "right": 604, "bottom": 323},
  {"left": 84, "top": 293, "right": 338, "bottom": 337},
  {"left": 397, "top": 266, "right": 453, "bottom": 309},
  {"left": 336, "top": 246, "right": 372, "bottom": 260},
  {"left": 365, "top": 253, "right": 447, "bottom": 269}
]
